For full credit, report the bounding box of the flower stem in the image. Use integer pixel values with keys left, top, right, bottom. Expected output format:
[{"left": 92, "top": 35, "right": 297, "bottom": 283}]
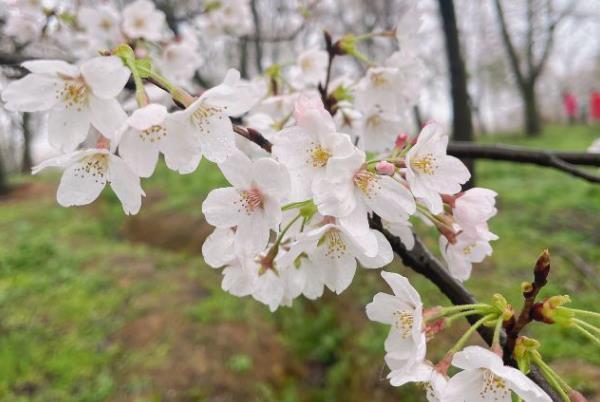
[
  {"left": 573, "top": 323, "right": 600, "bottom": 346},
  {"left": 273, "top": 213, "right": 303, "bottom": 250},
  {"left": 532, "top": 354, "right": 570, "bottom": 402},
  {"left": 282, "top": 200, "right": 311, "bottom": 211},
  {"left": 563, "top": 307, "right": 600, "bottom": 320},
  {"left": 122, "top": 58, "right": 148, "bottom": 107},
  {"left": 448, "top": 313, "right": 496, "bottom": 354},
  {"left": 425, "top": 304, "right": 491, "bottom": 323},
  {"left": 444, "top": 310, "right": 482, "bottom": 325},
  {"left": 573, "top": 318, "right": 600, "bottom": 336},
  {"left": 492, "top": 316, "right": 504, "bottom": 348}
]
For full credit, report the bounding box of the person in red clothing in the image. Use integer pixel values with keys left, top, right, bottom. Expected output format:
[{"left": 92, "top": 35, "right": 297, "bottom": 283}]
[
  {"left": 591, "top": 91, "right": 600, "bottom": 122},
  {"left": 562, "top": 91, "right": 578, "bottom": 125}
]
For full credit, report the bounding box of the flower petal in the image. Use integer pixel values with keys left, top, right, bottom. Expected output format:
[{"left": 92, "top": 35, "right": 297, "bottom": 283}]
[
  {"left": 1, "top": 74, "right": 60, "bottom": 112},
  {"left": 89, "top": 96, "right": 128, "bottom": 139},
  {"left": 202, "top": 228, "right": 236, "bottom": 268},
  {"left": 118, "top": 128, "right": 159, "bottom": 178},
  {"left": 355, "top": 230, "right": 393, "bottom": 268},
  {"left": 57, "top": 154, "right": 107, "bottom": 207},
  {"left": 47, "top": 106, "right": 91, "bottom": 152},
  {"left": 127, "top": 103, "right": 168, "bottom": 130},
  {"left": 194, "top": 109, "right": 237, "bottom": 163},
  {"left": 202, "top": 187, "right": 245, "bottom": 228},
  {"left": 217, "top": 149, "right": 254, "bottom": 189},
  {"left": 108, "top": 155, "right": 145, "bottom": 215},
  {"left": 80, "top": 56, "right": 130, "bottom": 99},
  {"left": 22, "top": 60, "right": 79, "bottom": 76}
]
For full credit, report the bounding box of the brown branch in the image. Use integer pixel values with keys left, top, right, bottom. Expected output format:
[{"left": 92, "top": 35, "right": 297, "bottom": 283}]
[
  {"left": 233, "top": 125, "right": 272, "bottom": 153},
  {"left": 504, "top": 250, "right": 550, "bottom": 357},
  {"left": 448, "top": 142, "right": 600, "bottom": 183}
]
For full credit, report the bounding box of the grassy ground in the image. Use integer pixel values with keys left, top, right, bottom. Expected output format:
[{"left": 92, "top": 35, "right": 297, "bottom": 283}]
[{"left": 0, "top": 125, "right": 598, "bottom": 401}]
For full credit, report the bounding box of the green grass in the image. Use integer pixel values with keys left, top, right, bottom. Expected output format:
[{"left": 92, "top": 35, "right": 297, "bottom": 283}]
[{"left": 0, "top": 124, "right": 598, "bottom": 401}]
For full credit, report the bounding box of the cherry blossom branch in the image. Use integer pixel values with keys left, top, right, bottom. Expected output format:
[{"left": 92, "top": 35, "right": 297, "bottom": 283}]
[
  {"left": 196, "top": 113, "right": 566, "bottom": 398},
  {"left": 368, "top": 215, "right": 562, "bottom": 401}
]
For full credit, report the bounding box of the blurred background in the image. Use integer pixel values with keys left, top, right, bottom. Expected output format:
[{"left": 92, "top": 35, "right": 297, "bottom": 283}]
[{"left": 0, "top": 0, "right": 599, "bottom": 401}]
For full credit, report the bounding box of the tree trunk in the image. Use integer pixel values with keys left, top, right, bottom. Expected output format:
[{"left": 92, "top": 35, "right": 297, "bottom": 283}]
[
  {"left": 22, "top": 113, "right": 33, "bottom": 173},
  {"left": 522, "top": 81, "right": 541, "bottom": 136},
  {"left": 437, "top": 0, "right": 475, "bottom": 188},
  {"left": 0, "top": 153, "right": 8, "bottom": 196}
]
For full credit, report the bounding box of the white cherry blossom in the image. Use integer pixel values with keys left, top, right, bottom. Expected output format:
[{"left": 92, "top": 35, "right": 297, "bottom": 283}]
[
  {"left": 366, "top": 271, "right": 426, "bottom": 367},
  {"left": 405, "top": 122, "right": 470, "bottom": 214},
  {"left": 281, "top": 219, "right": 393, "bottom": 295},
  {"left": 202, "top": 150, "right": 290, "bottom": 255},
  {"left": 32, "top": 147, "right": 144, "bottom": 215},
  {"left": 354, "top": 67, "right": 403, "bottom": 115},
  {"left": 166, "top": 69, "right": 258, "bottom": 164},
  {"left": 202, "top": 227, "right": 236, "bottom": 268},
  {"left": 122, "top": 0, "right": 166, "bottom": 41},
  {"left": 387, "top": 361, "right": 447, "bottom": 402},
  {"left": 453, "top": 188, "right": 499, "bottom": 241},
  {"left": 201, "top": 0, "right": 253, "bottom": 37},
  {"left": 440, "top": 236, "right": 493, "bottom": 281},
  {"left": 272, "top": 97, "right": 355, "bottom": 201},
  {"left": 1, "top": 57, "right": 130, "bottom": 152},
  {"left": 382, "top": 216, "right": 415, "bottom": 250},
  {"left": 445, "top": 346, "right": 552, "bottom": 402},
  {"left": 291, "top": 49, "right": 328, "bottom": 87},
  {"left": 118, "top": 103, "right": 202, "bottom": 177},
  {"left": 78, "top": 5, "right": 122, "bottom": 47},
  {"left": 355, "top": 104, "right": 403, "bottom": 153},
  {"left": 157, "top": 32, "right": 204, "bottom": 85},
  {"left": 313, "top": 148, "right": 416, "bottom": 248}
]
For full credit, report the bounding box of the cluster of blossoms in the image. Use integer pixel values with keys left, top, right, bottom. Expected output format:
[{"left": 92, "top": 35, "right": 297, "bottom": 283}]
[
  {"left": 366, "top": 271, "right": 552, "bottom": 402},
  {"left": 9, "top": 2, "right": 596, "bottom": 401}
]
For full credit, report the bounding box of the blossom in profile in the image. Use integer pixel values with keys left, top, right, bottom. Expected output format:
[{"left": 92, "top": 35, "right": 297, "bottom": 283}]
[
  {"left": 439, "top": 236, "right": 493, "bottom": 281},
  {"left": 366, "top": 271, "right": 426, "bottom": 369},
  {"left": 387, "top": 361, "right": 447, "bottom": 402}
]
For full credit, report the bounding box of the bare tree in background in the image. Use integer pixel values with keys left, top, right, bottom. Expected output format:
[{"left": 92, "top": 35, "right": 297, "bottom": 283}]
[
  {"left": 493, "top": 0, "right": 574, "bottom": 136},
  {"left": 438, "top": 0, "right": 475, "bottom": 188},
  {"left": 0, "top": 154, "right": 7, "bottom": 195},
  {"left": 21, "top": 113, "right": 32, "bottom": 173}
]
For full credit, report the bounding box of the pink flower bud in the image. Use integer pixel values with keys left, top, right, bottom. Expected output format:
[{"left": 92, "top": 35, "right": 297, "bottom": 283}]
[
  {"left": 376, "top": 161, "right": 395, "bottom": 176},
  {"left": 569, "top": 390, "right": 588, "bottom": 402},
  {"left": 394, "top": 133, "right": 408, "bottom": 149}
]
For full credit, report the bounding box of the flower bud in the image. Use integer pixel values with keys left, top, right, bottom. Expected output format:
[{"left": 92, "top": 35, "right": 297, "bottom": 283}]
[
  {"left": 540, "top": 295, "right": 573, "bottom": 326},
  {"left": 376, "top": 161, "right": 396, "bottom": 176},
  {"left": 569, "top": 390, "right": 588, "bottom": 402},
  {"left": 534, "top": 249, "right": 550, "bottom": 287},
  {"left": 394, "top": 133, "right": 408, "bottom": 150},
  {"left": 521, "top": 281, "right": 534, "bottom": 295},
  {"left": 513, "top": 336, "right": 540, "bottom": 374}
]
